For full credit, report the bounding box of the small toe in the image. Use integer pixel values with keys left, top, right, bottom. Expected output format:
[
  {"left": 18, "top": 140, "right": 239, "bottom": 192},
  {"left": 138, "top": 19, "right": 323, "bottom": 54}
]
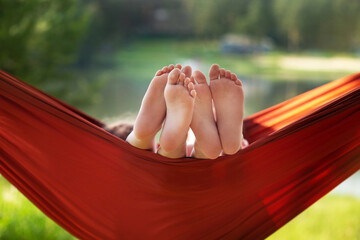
[
  {"left": 179, "top": 72, "right": 185, "bottom": 85},
  {"left": 162, "top": 66, "right": 168, "bottom": 73},
  {"left": 209, "top": 64, "right": 220, "bottom": 80},
  {"left": 188, "top": 82, "right": 195, "bottom": 91},
  {"left": 231, "top": 73, "right": 237, "bottom": 81},
  {"left": 190, "top": 89, "right": 196, "bottom": 98},
  {"left": 225, "top": 70, "right": 231, "bottom": 79},
  {"left": 155, "top": 70, "right": 162, "bottom": 76},
  {"left": 184, "top": 77, "right": 190, "bottom": 85},
  {"left": 193, "top": 70, "right": 208, "bottom": 84},
  {"left": 235, "top": 79, "right": 242, "bottom": 86},
  {"left": 220, "top": 68, "right": 226, "bottom": 77},
  {"left": 168, "top": 64, "right": 174, "bottom": 71},
  {"left": 168, "top": 68, "right": 181, "bottom": 84},
  {"left": 175, "top": 64, "right": 182, "bottom": 69}
]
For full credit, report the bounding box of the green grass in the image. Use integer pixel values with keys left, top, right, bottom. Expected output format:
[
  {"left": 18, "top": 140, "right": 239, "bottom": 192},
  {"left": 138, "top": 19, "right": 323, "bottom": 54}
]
[
  {"left": 0, "top": 177, "right": 75, "bottom": 240},
  {"left": 267, "top": 195, "right": 360, "bottom": 240},
  {"left": 112, "top": 39, "right": 358, "bottom": 83},
  {"left": 1, "top": 176, "right": 359, "bottom": 239}
]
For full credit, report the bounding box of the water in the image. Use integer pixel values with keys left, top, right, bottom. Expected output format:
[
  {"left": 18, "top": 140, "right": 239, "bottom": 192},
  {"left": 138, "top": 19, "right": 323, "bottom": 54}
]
[
  {"left": 85, "top": 75, "right": 330, "bottom": 120},
  {"left": 84, "top": 74, "right": 359, "bottom": 198}
]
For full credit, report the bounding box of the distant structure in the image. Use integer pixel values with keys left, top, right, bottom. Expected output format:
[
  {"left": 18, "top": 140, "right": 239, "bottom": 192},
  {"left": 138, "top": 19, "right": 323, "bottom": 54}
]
[{"left": 220, "top": 34, "right": 274, "bottom": 54}]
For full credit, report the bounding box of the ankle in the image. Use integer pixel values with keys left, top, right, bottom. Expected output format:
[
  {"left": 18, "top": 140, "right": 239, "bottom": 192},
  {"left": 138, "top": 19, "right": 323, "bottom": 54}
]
[
  {"left": 126, "top": 131, "right": 155, "bottom": 150},
  {"left": 158, "top": 144, "right": 186, "bottom": 159},
  {"left": 192, "top": 141, "right": 220, "bottom": 159}
]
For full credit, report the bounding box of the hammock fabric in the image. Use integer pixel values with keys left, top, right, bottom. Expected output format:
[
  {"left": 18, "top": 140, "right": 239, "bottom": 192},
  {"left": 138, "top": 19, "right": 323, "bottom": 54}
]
[{"left": 0, "top": 70, "right": 359, "bottom": 240}]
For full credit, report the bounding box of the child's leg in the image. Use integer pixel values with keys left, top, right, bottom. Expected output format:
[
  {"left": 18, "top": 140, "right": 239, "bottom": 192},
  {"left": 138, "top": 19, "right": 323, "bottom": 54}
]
[
  {"left": 209, "top": 64, "right": 244, "bottom": 155},
  {"left": 158, "top": 68, "right": 196, "bottom": 158},
  {"left": 126, "top": 64, "right": 177, "bottom": 149},
  {"left": 190, "top": 70, "right": 222, "bottom": 159}
]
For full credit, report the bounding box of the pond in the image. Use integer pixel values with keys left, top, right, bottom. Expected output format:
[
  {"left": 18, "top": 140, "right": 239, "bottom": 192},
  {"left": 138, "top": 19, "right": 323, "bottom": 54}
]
[{"left": 85, "top": 75, "right": 330, "bottom": 120}]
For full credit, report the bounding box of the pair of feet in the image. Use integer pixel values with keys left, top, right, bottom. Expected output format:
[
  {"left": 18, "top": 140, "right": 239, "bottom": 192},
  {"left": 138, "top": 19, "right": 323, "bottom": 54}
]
[{"left": 126, "top": 64, "right": 244, "bottom": 159}]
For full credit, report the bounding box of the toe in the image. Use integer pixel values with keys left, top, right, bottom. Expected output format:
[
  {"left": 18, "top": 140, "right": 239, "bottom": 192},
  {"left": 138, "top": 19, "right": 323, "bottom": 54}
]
[
  {"left": 193, "top": 70, "right": 208, "bottom": 84},
  {"left": 175, "top": 64, "right": 182, "bottom": 69},
  {"left": 225, "top": 70, "right": 231, "bottom": 79},
  {"left": 184, "top": 77, "right": 190, "bottom": 85},
  {"left": 209, "top": 64, "right": 220, "bottom": 80},
  {"left": 231, "top": 73, "right": 237, "bottom": 81},
  {"left": 188, "top": 82, "right": 196, "bottom": 97},
  {"left": 235, "top": 79, "right": 242, "bottom": 86},
  {"left": 181, "top": 65, "right": 192, "bottom": 78},
  {"left": 168, "top": 68, "right": 181, "bottom": 85},
  {"left": 168, "top": 64, "right": 174, "bottom": 71},
  {"left": 188, "top": 81, "right": 194, "bottom": 90},
  {"left": 220, "top": 68, "right": 226, "bottom": 77},
  {"left": 162, "top": 66, "right": 168, "bottom": 73},
  {"left": 179, "top": 72, "right": 185, "bottom": 85},
  {"left": 155, "top": 70, "right": 162, "bottom": 76}
]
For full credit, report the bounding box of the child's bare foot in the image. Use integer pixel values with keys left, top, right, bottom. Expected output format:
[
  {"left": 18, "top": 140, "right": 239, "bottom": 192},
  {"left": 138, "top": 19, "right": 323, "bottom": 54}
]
[
  {"left": 126, "top": 64, "right": 192, "bottom": 150},
  {"left": 190, "top": 70, "right": 222, "bottom": 159},
  {"left": 209, "top": 64, "right": 244, "bottom": 155},
  {"left": 158, "top": 68, "right": 196, "bottom": 158}
]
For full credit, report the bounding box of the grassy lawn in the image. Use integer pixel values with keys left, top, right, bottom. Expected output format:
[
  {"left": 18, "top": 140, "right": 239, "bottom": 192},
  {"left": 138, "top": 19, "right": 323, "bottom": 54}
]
[
  {"left": 1, "top": 176, "right": 359, "bottom": 239},
  {"left": 112, "top": 39, "right": 358, "bottom": 83},
  {"left": 0, "top": 177, "right": 75, "bottom": 240},
  {"left": 267, "top": 195, "right": 360, "bottom": 240}
]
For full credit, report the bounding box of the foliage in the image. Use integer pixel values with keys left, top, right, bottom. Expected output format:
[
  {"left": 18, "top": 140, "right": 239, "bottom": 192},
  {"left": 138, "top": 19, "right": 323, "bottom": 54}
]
[
  {"left": 0, "top": 0, "right": 96, "bottom": 106},
  {"left": 183, "top": 0, "right": 360, "bottom": 51},
  {"left": 0, "top": 0, "right": 359, "bottom": 107},
  {"left": 273, "top": 0, "right": 360, "bottom": 50}
]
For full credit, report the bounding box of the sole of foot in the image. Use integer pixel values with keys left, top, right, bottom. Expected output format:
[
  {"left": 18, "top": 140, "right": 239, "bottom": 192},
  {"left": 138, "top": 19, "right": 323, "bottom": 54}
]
[
  {"left": 209, "top": 64, "right": 244, "bottom": 155},
  {"left": 128, "top": 64, "right": 192, "bottom": 148},
  {"left": 158, "top": 68, "right": 196, "bottom": 158},
  {"left": 190, "top": 70, "right": 222, "bottom": 159}
]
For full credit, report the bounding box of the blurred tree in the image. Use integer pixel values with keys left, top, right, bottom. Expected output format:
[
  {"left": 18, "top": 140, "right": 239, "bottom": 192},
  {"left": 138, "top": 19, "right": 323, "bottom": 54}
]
[
  {"left": 185, "top": 0, "right": 360, "bottom": 51},
  {"left": 184, "top": 0, "right": 251, "bottom": 37},
  {"left": 273, "top": 0, "right": 360, "bottom": 51},
  {"left": 0, "top": 0, "right": 94, "bottom": 105}
]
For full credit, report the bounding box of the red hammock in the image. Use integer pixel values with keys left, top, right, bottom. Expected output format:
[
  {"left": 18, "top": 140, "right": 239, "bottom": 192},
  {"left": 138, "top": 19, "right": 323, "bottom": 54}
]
[{"left": 0, "top": 70, "right": 359, "bottom": 240}]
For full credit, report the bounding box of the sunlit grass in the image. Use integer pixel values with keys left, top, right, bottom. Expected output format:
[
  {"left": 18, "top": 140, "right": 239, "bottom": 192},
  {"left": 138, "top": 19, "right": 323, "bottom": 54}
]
[
  {"left": 113, "top": 39, "right": 358, "bottom": 83},
  {"left": 267, "top": 195, "right": 360, "bottom": 240},
  {"left": 1, "top": 176, "right": 359, "bottom": 239},
  {"left": 0, "top": 177, "right": 75, "bottom": 240}
]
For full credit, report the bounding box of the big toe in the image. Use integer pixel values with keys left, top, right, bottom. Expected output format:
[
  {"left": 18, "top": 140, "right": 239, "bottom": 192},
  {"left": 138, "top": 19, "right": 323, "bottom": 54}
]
[
  {"left": 181, "top": 65, "right": 192, "bottom": 78},
  {"left": 209, "top": 64, "right": 220, "bottom": 81},
  {"left": 193, "top": 70, "right": 208, "bottom": 84},
  {"left": 168, "top": 68, "right": 181, "bottom": 84}
]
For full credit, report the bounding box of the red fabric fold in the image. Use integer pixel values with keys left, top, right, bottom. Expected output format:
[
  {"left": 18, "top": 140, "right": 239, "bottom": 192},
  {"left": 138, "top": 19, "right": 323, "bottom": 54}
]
[{"left": 0, "top": 70, "right": 359, "bottom": 239}]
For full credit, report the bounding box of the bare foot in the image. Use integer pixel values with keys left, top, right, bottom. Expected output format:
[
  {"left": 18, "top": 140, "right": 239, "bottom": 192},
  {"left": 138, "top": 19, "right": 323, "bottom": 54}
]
[
  {"left": 209, "top": 64, "right": 244, "bottom": 155},
  {"left": 190, "top": 70, "right": 221, "bottom": 159},
  {"left": 126, "top": 64, "right": 188, "bottom": 149},
  {"left": 158, "top": 68, "right": 196, "bottom": 158}
]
